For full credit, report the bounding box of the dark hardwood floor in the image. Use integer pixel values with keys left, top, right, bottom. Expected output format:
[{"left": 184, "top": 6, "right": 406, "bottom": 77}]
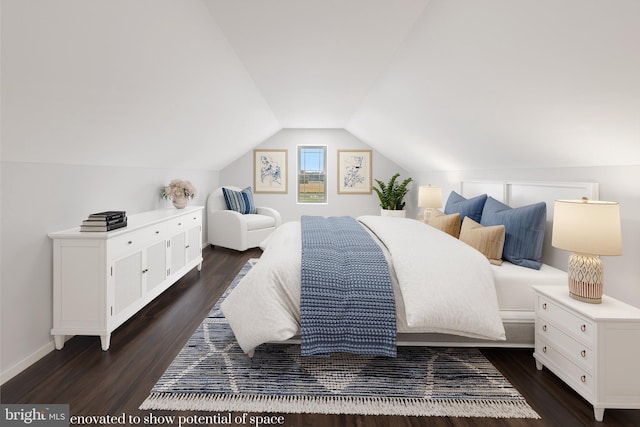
[{"left": 3, "top": 246, "right": 639, "bottom": 426}]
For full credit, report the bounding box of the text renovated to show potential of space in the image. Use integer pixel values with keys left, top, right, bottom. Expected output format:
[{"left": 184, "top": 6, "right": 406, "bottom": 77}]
[
  {"left": 69, "top": 412, "right": 285, "bottom": 427},
  {"left": 2, "top": 406, "right": 286, "bottom": 427}
]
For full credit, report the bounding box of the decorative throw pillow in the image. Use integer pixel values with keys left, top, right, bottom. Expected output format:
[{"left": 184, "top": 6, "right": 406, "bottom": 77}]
[
  {"left": 480, "top": 197, "right": 546, "bottom": 270},
  {"left": 427, "top": 210, "right": 461, "bottom": 238},
  {"left": 222, "top": 187, "right": 257, "bottom": 215},
  {"left": 444, "top": 191, "right": 487, "bottom": 223},
  {"left": 459, "top": 217, "right": 505, "bottom": 265}
]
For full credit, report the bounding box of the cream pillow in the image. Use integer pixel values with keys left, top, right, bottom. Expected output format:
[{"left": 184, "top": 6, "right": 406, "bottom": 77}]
[
  {"left": 459, "top": 217, "right": 505, "bottom": 265},
  {"left": 427, "top": 210, "right": 461, "bottom": 238}
]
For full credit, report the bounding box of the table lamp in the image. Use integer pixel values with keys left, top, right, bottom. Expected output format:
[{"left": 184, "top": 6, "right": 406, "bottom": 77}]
[
  {"left": 418, "top": 185, "right": 442, "bottom": 222},
  {"left": 552, "top": 198, "right": 622, "bottom": 303}
]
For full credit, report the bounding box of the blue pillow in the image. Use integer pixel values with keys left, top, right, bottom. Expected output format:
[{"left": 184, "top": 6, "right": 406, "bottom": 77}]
[
  {"left": 444, "top": 191, "right": 487, "bottom": 223},
  {"left": 222, "top": 187, "right": 257, "bottom": 214},
  {"left": 480, "top": 197, "right": 546, "bottom": 269}
]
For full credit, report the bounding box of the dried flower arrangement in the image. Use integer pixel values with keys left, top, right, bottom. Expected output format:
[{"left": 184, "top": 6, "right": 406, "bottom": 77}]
[{"left": 162, "top": 179, "right": 197, "bottom": 201}]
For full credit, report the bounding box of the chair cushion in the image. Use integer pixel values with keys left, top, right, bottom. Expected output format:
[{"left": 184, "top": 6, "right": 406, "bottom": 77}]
[
  {"left": 244, "top": 214, "right": 276, "bottom": 231},
  {"left": 222, "top": 187, "right": 257, "bottom": 214}
]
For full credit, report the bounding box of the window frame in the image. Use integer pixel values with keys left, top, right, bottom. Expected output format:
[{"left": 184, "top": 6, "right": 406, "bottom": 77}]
[{"left": 297, "top": 145, "right": 328, "bottom": 204}]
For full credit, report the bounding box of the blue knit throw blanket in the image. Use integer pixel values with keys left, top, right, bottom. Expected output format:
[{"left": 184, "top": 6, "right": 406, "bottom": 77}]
[{"left": 300, "top": 216, "right": 396, "bottom": 357}]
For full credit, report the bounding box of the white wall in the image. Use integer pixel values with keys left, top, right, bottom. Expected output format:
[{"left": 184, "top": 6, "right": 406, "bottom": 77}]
[
  {"left": 220, "top": 129, "right": 414, "bottom": 221},
  {"left": 413, "top": 165, "right": 640, "bottom": 308},
  {"left": 0, "top": 162, "right": 219, "bottom": 383}
]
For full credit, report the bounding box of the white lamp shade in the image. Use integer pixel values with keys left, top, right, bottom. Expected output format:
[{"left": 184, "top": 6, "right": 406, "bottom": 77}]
[
  {"left": 418, "top": 185, "right": 442, "bottom": 209},
  {"left": 552, "top": 199, "right": 622, "bottom": 256}
]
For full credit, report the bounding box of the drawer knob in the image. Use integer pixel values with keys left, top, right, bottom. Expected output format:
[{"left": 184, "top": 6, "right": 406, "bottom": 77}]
[
  {"left": 542, "top": 346, "right": 547, "bottom": 353},
  {"left": 581, "top": 324, "right": 587, "bottom": 332},
  {"left": 178, "top": 222, "right": 182, "bottom": 226},
  {"left": 542, "top": 303, "right": 547, "bottom": 309},
  {"left": 581, "top": 375, "right": 586, "bottom": 383},
  {"left": 542, "top": 325, "right": 547, "bottom": 332},
  {"left": 128, "top": 241, "right": 133, "bottom": 245},
  {"left": 142, "top": 268, "right": 148, "bottom": 274},
  {"left": 155, "top": 231, "right": 160, "bottom": 234},
  {"left": 581, "top": 350, "right": 586, "bottom": 358}
]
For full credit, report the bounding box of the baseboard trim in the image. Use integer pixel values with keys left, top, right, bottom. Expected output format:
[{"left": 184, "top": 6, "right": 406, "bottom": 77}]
[{"left": 1, "top": 340, "right": 55, "bottom": 385}]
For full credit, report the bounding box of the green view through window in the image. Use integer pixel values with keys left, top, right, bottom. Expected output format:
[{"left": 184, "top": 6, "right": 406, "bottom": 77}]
[{"left": 298, "top": 146, "right": 327, "bottom": 203}]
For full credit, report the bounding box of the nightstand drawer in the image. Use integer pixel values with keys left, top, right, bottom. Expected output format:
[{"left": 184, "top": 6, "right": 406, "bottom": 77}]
[
  {"left": 536, "top": 338, "right": 594, "bottom": 400},
  {"left": 536, "top": 320, "right": 593, "bottom": 372},
  {"left": 538, "top": 295, "right": 594, "bottom": 346}
]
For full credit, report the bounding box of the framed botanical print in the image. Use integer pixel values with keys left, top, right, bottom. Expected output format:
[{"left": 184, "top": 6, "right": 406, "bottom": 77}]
[
  {"left": 337, "top": 149, "right": 372, "bottom": 194},
  {"left": 253, "top": 149, "right": 288, "bottom": 194}
]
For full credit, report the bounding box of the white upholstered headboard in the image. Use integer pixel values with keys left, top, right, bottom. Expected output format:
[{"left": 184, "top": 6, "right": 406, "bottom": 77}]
[{"left": 458, "top": 180, "right": 600, "bottom": 267}]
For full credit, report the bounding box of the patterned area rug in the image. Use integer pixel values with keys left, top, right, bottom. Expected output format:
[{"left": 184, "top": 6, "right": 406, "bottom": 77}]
[{"left": 140, "top": 260, "right": 539, "bottom": 418}]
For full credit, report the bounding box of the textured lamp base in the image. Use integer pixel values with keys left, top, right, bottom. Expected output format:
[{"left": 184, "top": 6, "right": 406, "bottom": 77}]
[
  {"left": 568, "top": 253, "right": 603, "bottom": 304},
  {"left": 423, "top": 208, "right": 436, "bottom": 223}
]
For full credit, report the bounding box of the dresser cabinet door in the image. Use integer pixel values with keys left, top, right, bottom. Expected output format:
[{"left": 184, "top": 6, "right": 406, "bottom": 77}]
[
  {"left": 170, "top": 232, "right": 186, "bottom": 275},
  {"left": 186, "top": 226, "right": 201, "bottom": 265},
  {"left": 113, "top": 251, "right": 143, "bottom": 316},
  {"left": 145, "top": 240, "right": 167, "bottom": 292},
  {"left": 168, "top": 211, "right": 202, "bottom": 277}
]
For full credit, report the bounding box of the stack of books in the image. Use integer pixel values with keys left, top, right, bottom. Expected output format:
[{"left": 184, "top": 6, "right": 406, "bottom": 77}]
[{"left": 80, "top": 211, "right": 127, "bottom": 232}]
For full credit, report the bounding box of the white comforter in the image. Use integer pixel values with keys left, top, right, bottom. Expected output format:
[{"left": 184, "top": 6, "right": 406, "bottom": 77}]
[{"left": 221, "top": 216, "right": 506, "bottom": 356}]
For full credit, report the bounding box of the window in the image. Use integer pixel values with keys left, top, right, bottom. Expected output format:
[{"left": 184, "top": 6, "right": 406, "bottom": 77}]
[{"left": 298, "top": 146, "right": 327, "bottom": 203}]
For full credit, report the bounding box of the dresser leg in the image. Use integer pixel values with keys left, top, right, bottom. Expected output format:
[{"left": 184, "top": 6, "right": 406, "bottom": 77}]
[
  {"left": 535, "top": 360, "right": 543, "bottom": 370},
  {"left": 594, "top": 407, "right": 605, "bottom": 422},
  {"left": 54, "top": 335, "right": 65, "bottom": 350},
  {"left": 100, "top": 334, "right": 111, "bottom": 351}
]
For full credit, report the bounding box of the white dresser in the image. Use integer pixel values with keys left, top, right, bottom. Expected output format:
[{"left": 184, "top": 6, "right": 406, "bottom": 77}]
[
  {"left": 49, "top": 206, "right": 203, "bottom": 351},
  {"left": 533, "top": 285, "right": 640, "bottom": 421}
]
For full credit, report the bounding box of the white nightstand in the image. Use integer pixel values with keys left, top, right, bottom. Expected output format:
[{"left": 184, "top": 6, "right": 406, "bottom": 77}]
[{"left": 533, "top": 285, "right": 640, "bottom": 421}]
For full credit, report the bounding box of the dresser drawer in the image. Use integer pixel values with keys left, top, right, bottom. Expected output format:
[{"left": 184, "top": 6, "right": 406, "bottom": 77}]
[
  {"left": 536, "top": 337, "right": 594, "bottom": 400},
  {"left": 536, "top": 320, "right": 593, "bottom": 372},
  {"left": 109, "top": 223, "right": 168, "bottom": 259},
  {"left": 167, "top": 210, "right": 202, "bottom": 236},
  {"left": 537, "top": 295, "right": 594, "bottom": 346}
]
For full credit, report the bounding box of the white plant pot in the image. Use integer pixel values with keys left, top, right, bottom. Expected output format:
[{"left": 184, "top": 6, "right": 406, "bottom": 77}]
[{"left": 381, "top": 209, "right": 406, "bottom": 218}]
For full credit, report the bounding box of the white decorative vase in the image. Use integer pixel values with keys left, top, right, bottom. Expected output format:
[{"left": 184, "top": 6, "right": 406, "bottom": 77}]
[
  {"left": 381, "top": 209, "right": 406, "bottom": 218},
  {"left": 172, "top": 197, "right": 188, "bottom": 209}
]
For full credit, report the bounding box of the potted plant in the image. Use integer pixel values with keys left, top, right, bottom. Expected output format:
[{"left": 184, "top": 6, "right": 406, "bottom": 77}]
[{"left": 373, "top": 173, "right": 413, "bottom": 217}]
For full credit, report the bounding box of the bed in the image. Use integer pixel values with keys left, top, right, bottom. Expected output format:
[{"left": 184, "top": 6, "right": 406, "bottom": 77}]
[{"left": 220, "top": 180, "right": 598, "bottom": 356}]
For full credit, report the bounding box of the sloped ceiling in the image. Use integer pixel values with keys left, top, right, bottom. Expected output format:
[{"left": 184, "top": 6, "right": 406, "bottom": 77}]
[
  {"left": 347, "top": 0, "right": 640, "bottom": 171},
  {"left": 3, "top": 0, "right": 639, "bottom": 171},
  {"left": 203, "top": 0, "right": 429, "bottom": 128},
  {"left": 1, "top": 0, "right": 280, "bottom": 170}
]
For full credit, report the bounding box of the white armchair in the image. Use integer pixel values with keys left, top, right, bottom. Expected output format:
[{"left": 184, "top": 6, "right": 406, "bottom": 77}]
[{"left": 207, "top": 186, "right": 282, "bottom": 251}]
